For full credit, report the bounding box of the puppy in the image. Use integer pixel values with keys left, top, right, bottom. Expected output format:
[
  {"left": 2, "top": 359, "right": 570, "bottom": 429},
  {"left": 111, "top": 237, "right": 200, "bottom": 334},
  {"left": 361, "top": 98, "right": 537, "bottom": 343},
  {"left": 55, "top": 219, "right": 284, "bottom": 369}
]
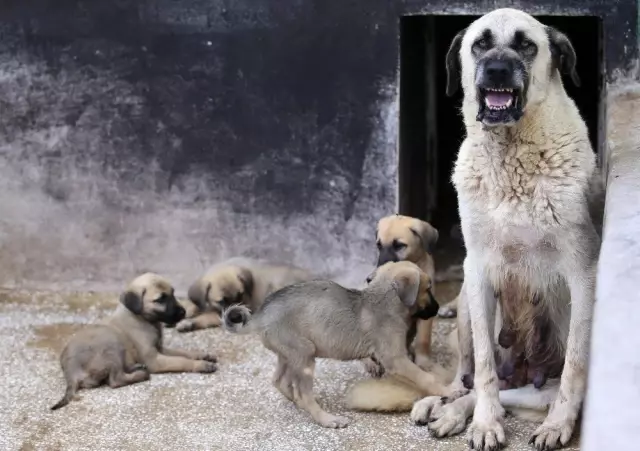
[
  {"left": 411, "top": 9, "right": 604, "bottom": 451},
  {"left": 51, "top": 273, "right": 218, "bottom": 410},
  {"left": 177, "top": 257, "right": 313, "bottom": 333},
  {"left": 221, "top": 261, "right": 455, "bottom": 428}
]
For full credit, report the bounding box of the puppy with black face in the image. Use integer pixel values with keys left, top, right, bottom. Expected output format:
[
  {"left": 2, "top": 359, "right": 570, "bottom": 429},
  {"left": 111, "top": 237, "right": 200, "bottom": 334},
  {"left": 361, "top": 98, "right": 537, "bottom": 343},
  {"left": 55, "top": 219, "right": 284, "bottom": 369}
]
[
  {"left": 51, "top": 273, "right": 217, "bottom": 410},
  {"left": 372, "top": 215, "right": 441, "bottom": 363},
  {"left": 178, "top": 257, "right": 313, "bottom": 333}
]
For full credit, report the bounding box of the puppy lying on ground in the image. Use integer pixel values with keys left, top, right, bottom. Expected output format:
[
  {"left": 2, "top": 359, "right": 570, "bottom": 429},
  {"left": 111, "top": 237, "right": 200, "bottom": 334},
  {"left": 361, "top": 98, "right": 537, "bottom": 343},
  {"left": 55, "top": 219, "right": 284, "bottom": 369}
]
[
  {"left": 177, "top": 257, "right": 313, "bottom": 332},
  {"left": 222, "top": 261, "right": 457, "bottom": 428},
  {"left": 51, "top": 273, "right": 218, "bottom": 410}
]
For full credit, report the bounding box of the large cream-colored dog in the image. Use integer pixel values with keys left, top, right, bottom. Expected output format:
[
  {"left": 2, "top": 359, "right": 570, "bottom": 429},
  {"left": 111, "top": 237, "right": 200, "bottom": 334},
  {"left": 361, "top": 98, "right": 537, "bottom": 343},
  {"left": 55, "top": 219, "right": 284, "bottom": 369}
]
[
  {"left": 409, "top": 9, "right": 604, "bottom": 451},
  {"left": 177, "top": 257, "right": 314, "bottom": 332}
]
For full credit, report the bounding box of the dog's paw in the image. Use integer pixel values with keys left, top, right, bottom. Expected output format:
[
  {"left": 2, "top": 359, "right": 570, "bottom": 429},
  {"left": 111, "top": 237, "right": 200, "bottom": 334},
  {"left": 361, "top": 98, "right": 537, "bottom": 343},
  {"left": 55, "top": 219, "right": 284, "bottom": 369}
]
[
  {"left": 130, "top": 363, "right": 148, "bottom": 372},
  {"left": 196, "top": 361, "right": 218, "bottom": 373},
  {"left": 428, "top": 401, "right": 470, "bottom": 438},
  {"left": 438, "top": 306, "right": 457, "bottom": 318},
  {"left": 411, "top": 396, "right": 443, "bottom": 426},
  {"left": 319, "top": 414, "right": 350, "bottom": 429},
  {"left": 443, "top": 386, "right": 470, "bottom": 400},
  {"left": 529, "top": 419, "right": 575, "bottom": 450},
  {"left": 362, "top": 358, "right": 385, "bottom": 378},
  {"left": 201, "top": 353, "right": 218, "bottom": 363},
  {"left": 467, "top": 418, "right": 505, "bottom": 451},
  {"left": 176, "top": 319, "right": 195, "bottom": 333}
]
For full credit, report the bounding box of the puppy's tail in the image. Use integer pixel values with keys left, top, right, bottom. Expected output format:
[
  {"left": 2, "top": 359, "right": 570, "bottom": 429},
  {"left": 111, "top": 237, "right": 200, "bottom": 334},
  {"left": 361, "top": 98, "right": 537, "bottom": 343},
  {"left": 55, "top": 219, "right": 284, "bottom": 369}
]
[
  {"left": 222, "top": 304, "right": 254, "bottom": 334},
  {"left": 346, "top": 377, "right": 425, "bottom": 412},
  {"left": 50, "top": 380, "right": 78, "bottom": 411}
]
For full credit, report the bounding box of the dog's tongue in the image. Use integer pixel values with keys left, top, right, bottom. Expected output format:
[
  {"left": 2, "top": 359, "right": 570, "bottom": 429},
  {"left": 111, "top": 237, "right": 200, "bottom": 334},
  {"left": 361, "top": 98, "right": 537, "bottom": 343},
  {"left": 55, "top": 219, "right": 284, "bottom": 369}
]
[{"left": 485, "top": 91, "right": 512, "bottom": 107}]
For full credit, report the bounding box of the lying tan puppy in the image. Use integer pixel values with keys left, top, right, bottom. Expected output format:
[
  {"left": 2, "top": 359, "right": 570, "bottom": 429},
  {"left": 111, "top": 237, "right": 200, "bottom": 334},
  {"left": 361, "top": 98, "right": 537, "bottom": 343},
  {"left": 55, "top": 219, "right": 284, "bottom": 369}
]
[
  {"left": 222, "top": 261, "right": 459, "bottom": 429},
  {"left": 51, "top": 273, "right": 217, "bottom": 410},
  {"left": 177, "top": 257, "right": 313, "bottom": 332}
]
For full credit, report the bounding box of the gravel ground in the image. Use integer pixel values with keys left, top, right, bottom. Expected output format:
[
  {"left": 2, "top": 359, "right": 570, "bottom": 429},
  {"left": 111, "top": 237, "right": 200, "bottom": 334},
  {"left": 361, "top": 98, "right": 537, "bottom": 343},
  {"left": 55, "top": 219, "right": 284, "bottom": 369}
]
[{"left": 0, "top": 284, "right": 580, "bottom": 451}]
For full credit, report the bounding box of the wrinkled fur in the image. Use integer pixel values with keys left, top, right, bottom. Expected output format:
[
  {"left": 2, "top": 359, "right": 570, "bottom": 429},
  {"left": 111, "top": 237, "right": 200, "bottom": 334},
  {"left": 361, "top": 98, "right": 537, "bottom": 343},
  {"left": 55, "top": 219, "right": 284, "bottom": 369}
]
[
  {"left": 178, "top": 256, "right": 314, "bottom": 332},
  {"left": 51, "top": 273, "right": 218, "bottom": 410},
  {"left": 411, "top": 9, "right": 604, "bottom": 451},
  {"left": 222, "top": 261, "right": 458, "bottom": 428}
]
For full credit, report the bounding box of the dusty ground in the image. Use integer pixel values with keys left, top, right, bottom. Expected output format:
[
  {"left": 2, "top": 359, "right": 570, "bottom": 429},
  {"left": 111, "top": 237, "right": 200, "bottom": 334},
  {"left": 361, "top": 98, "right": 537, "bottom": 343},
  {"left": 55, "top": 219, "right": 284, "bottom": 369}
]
[{"left": 0, "top": 282, "right": 580, "bottom": 451}]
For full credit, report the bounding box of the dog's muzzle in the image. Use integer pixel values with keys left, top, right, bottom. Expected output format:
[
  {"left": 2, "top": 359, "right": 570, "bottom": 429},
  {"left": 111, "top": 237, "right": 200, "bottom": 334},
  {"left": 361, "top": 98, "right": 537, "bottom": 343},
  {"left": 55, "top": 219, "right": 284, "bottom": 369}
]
[
  {"left": 412, "top": 289, "right": 440, "bottom": 320},
  {"left": 376, "top": 249, "right": 398, "bottom": 268},
  {"left": 164, "top": 304, "right": 186, "bottom": 326},
  {"left": 475, "top": 57, "right": 527, "bottom": 126}
]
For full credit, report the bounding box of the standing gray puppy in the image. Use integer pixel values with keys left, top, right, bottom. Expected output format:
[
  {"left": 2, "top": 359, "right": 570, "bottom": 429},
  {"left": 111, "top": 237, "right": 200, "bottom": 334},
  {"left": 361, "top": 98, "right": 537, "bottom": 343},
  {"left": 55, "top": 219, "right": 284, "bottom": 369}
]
[{"left": 222, "top": 261, "right": 455, "bottom": 428}]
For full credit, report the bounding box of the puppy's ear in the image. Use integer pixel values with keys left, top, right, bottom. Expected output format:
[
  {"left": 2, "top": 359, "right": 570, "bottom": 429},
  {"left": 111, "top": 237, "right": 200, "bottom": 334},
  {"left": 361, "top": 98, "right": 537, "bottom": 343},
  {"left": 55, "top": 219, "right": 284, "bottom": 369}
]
[
  {"left": 237, "top": 268, "right": 254, "bottom": 298},
  {"left": 187, "top": 280, "right": 211, "bottom": 310},
  {"left": 446, "top": 28, "right": 466, "bottom": 97},
  {"left": 546, "top": 27, "right": 580, "bottom": 87},
  {"left": 365, "top": 269, "right": 377, "bottom": 284},
  {"left": 392, "top": 268, "right": 421, "bottom": 308},
  {"left": 120, "top": 290, "right": 144, "bottom": 315},
  {"left": 410, "top": 220, "right": 439, "bottom": 254}
]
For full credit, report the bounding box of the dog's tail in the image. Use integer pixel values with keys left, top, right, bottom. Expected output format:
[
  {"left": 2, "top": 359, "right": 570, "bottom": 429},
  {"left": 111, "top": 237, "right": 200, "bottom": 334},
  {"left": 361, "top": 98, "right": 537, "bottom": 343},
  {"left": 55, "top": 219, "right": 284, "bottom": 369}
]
[
  {"left": 346, "top": 377, "right": 425, "bottom": 412},
  {"left": 222, "top": 304, "right": 254, "bottom": 334},
  {"left": 50, "top": 379, "right": 78, "bottom": 411}
]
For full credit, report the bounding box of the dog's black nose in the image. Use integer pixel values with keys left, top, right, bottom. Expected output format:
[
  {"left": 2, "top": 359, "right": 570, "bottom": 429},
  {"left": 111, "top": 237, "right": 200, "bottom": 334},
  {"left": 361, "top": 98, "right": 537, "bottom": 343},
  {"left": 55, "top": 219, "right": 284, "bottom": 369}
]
[
  {"left": 175, "top": 305, "right": 186, "bottom": 321},
  {"left": 485, "top": 60, "right": 512, "bottom": 84}
]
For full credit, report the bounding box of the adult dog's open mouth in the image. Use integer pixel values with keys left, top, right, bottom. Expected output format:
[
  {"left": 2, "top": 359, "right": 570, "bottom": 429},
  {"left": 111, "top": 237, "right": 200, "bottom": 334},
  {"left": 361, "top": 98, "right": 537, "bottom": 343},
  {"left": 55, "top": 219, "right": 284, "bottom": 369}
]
[{"left": 476, "top": 87, "right": 524, "bottom": 125}]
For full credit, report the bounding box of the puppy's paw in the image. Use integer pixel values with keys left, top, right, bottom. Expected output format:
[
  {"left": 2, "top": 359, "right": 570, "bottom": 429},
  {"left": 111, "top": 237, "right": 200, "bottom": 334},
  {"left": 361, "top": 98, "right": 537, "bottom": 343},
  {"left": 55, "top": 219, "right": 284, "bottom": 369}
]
[
  {"left": 319, "top": 414, "right": 350, "bottom": 429},
  {"left": 201, "top": 353, "right": 218, "bottom": 363},
  {"left": 428, "top": 401, "right": 470, "bottom": 438},
  {"left": 411, "top": 396, "right": 443, "bottom": 426},
  {"left": 130, "top": 363, "right": 148, "bottom": 372},
  {"left": 443, "top": 386, "right": 470, "bottom": 400},
  {"left": 195, "top": 361, "right": 218, "bottom": 373},
  {"left": 362, "top": 358, "right": 385, "bottom": 378},
  {"left": 529, "top": 419, "right": 575, "bottom": 450},
  {"left": 176, "top": 319, "right": 196, "bottom": 333},
  {"left": 438, "top": 306, "right": 457, "bottom": 318}
]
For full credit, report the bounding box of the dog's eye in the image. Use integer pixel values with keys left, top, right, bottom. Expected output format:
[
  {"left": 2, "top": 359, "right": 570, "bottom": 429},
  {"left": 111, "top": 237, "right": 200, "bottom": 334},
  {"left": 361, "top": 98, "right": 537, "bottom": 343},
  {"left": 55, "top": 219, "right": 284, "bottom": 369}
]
[
  {"left": 474, "top": 38, "right": 490, "bottom": 50},
  {"left": 392, "top": 240, "right": 407, "bottom": 251},
  {"left": 515, "top": 39, "right": 536, "bottom": 53},
  {"left": 153, "top": 295, "right": 167, "bottom": 304}
]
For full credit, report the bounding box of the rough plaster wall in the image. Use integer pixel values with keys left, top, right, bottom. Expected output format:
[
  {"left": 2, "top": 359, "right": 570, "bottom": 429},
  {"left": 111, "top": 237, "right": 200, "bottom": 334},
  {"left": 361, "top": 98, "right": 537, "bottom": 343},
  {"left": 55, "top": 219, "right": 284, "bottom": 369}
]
[
  {"left": 0, "top": 51, "right": 398, "bottom": 294},
  {"left": 583, "top": 65, "right": 640, "bottom": 450}
]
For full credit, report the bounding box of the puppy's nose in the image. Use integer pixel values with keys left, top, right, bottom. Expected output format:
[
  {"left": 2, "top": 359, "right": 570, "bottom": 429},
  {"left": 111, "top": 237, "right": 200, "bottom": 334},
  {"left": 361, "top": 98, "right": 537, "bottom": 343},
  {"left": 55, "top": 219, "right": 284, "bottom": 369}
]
[
  {"left": 176, "top": 305, "right": 186, "bottom": 320},
  {"left": 485, "top": 60, "right": 512, "bottom": 84}
]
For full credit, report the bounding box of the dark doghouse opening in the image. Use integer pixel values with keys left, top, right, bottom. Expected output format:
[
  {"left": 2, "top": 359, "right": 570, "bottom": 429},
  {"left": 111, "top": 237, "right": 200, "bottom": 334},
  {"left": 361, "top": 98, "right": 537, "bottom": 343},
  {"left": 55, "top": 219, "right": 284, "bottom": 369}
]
[{"left": 398, "top": 14, "right": 603, "bottom": 273}]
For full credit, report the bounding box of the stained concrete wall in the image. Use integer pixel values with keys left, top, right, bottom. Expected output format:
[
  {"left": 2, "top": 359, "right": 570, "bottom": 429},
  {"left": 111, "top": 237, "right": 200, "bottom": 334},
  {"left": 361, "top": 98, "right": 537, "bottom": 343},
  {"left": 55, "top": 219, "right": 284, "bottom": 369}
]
[
  {"left": 0, "top": 0, "right": 636, "bottom": 295},
  {"left": 0, "top": 1, "right": 400, "bottom": 292}
]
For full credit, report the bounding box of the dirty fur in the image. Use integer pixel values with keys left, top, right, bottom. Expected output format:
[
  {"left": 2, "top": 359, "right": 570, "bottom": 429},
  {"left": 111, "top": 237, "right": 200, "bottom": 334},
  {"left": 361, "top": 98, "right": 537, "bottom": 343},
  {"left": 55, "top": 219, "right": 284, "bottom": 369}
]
[
  {"left": 222, "top": 261, "right": 459, "bottom": 428},
  {"left": 409, "top": 9, "right": 604, "bottom": 451},
  {"left": 177, "top": 257, "right": 314, "bottom": 333},
  {"left": 51, "top": 273, "right": 218, "bottom": 410}
]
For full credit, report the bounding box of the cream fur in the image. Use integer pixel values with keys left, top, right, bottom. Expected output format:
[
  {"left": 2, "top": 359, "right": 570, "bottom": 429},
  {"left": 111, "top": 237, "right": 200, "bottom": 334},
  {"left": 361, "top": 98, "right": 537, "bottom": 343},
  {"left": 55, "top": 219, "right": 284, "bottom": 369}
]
[{"left": 418, "top": 9, "right": 604, "bottom": 451}]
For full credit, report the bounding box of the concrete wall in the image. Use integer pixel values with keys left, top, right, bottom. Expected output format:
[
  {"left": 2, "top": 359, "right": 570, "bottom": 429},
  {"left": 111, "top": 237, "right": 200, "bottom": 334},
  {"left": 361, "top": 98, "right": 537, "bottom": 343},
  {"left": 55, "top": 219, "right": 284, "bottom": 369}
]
[{"left": 0, "top": 0, "right": 636, "bottom": 294}]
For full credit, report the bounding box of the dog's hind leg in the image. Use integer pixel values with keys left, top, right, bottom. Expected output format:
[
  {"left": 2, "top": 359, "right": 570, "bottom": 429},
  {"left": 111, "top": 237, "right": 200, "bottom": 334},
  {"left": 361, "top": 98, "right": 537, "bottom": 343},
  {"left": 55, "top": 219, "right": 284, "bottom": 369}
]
[
  {"left": 272, "top": 355, "right": 294, "bottom": 401},
  {"left": 107, "top": 366, "right": 150, "bottom": 389},
  {"left": 291, "top": 358, "right": 350, "bottom": 429}
]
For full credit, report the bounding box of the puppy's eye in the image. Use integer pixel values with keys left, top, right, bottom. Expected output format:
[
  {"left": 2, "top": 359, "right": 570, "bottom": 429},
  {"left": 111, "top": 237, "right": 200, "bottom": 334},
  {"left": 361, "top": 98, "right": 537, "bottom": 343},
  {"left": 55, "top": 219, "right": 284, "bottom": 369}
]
[
  {"left": 515, "top": 39, "right": 536, "bottom": 53},
  {"left": 153, "top": 295, "right": 167, "bottom": 304},
  {"left": 392, "top": 240, "right": 407, "bottom": 251}
]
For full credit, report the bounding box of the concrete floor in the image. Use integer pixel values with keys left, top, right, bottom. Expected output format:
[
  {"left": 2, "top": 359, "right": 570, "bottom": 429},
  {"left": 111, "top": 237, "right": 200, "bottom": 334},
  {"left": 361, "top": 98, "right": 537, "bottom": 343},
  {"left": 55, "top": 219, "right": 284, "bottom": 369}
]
[{"left": 0, "top": 282, "right": 580, "bottom": 451}]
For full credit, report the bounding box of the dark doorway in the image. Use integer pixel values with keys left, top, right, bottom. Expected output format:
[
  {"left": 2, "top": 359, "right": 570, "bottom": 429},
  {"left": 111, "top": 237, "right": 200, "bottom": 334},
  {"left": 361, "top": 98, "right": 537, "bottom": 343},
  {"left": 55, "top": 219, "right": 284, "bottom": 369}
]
[{"left": 398, "top": 14, "right": 604, "bottom": 273}]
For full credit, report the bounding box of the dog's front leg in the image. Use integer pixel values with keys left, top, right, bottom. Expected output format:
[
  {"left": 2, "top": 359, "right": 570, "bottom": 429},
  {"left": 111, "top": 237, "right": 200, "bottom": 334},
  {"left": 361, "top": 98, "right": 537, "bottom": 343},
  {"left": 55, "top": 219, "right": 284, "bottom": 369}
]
[
  {"left": 146, "top": 352, "right": 217, "bottom": 374},
  {"left": 452, "top": 284, "right": 475, "bottom": 391},
  {"left": 162, "top": 346, "right": 218, "bottom": 363},
  {"left": 530, "top": 244, "right": 597, "bottom": 450},
  {"left": 464, "top": 256, "right": 505, "bottom": 450}
]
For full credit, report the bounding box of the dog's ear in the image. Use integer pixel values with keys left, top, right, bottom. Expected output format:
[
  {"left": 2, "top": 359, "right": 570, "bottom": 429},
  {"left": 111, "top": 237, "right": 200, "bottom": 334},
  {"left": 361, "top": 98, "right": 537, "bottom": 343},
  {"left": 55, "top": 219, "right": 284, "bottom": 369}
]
[
  {"left": 365, "top": 269, "right": 377, "bottom": 284},
  {"left": 546, "top": 27, "right": 580, "bottom": 87},
  {"left": 410, "top": 220, "right": 439, "bottom": 254},
  {"left": 120, "top": 289, "right": 144, "bottom": 315},
  {"left": 236, "top": 268, "right": 254, "bottom": 298},
  {"left": 446, "top": 28, "right": 467, "bottom": 97},
  {"left": 187, "top": 280, "right": 211, "bottom": 310},
  {"left": 392, "top": 267, "right": 421, "bottom": 308}
]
